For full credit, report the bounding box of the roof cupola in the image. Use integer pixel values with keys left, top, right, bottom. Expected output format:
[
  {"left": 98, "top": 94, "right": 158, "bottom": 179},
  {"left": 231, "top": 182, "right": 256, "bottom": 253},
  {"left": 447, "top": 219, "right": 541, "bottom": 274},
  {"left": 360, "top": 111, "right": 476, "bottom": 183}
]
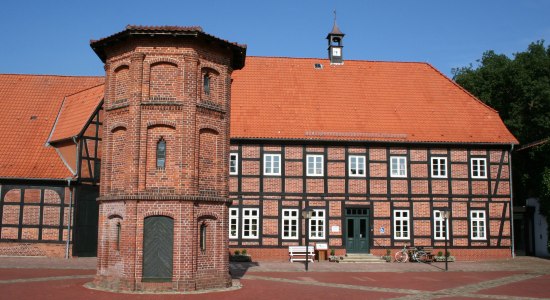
[{"left": 327, "top": 12, "right": 345, "bottom": 64}]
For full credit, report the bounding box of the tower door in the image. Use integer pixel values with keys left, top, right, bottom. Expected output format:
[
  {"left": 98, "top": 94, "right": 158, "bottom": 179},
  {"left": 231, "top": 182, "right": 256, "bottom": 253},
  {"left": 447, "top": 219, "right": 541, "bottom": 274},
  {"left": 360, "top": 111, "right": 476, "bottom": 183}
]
[
  {"left": 143, "top": 216, "right": 173, "bottom": 281},
  {"left": 345, "top": 208, "right": 370, "bottom": 253}
]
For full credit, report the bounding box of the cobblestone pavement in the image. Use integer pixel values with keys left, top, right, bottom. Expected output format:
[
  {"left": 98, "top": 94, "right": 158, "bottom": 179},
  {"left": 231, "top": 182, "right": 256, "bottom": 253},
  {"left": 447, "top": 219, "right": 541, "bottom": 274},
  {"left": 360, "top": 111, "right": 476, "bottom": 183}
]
[{"left": 0, "top": 256, "right": 548, "bottom": 299}]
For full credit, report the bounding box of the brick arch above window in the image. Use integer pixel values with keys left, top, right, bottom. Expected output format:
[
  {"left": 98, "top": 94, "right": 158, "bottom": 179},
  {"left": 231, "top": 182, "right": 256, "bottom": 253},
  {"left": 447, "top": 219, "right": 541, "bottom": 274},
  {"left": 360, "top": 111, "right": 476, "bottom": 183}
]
[
  {"left": 146, "top": 120, "right": 176, "bottom": 129},
  {"left": 198, "top": 125, "right": 220, "bottom": 135},
  {"left": 109, "top": 123, "right": 128, "bottom": 133},
  {"left": 197, "top": 212, "right": 219, "bottom": 221},
  {"left": 108, "top": 214, "right": 123, "bottom": 220},
  {"left": 143, "top": 211, "right": 176, "bottom": 219},
  {"left": 146, "top": 57, "right": 181, "bottom": 68}
]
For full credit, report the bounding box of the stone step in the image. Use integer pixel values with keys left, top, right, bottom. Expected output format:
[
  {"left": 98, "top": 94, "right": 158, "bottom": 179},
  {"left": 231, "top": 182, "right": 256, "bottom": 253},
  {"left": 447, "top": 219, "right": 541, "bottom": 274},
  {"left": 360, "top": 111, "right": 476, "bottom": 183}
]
[{"left": 337, "top": 253, "right": 386, "bottom": 263}]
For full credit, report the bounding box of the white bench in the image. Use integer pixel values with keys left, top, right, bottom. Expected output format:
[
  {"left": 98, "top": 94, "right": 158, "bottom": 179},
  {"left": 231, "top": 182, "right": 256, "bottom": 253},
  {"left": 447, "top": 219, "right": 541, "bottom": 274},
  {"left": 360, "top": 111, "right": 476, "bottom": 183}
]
[{"left": 289, "top": 246, "right": 315, "bottom": 263}]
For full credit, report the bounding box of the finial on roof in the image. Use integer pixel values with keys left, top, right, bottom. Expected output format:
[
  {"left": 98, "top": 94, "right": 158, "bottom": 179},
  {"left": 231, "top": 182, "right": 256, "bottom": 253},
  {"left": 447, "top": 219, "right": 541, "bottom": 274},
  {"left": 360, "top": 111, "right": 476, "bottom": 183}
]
[{"left": 330, "top": 10, "right": 344, "bottom": 35}]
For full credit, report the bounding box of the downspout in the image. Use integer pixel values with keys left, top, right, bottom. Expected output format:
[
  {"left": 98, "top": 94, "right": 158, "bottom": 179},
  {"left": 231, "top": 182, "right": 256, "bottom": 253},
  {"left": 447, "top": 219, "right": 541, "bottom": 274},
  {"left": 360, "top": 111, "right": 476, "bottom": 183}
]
[
  {"left": 65, "top": 178, "right": 74, "bottom": 259},
  {"left": 509, "top": 144, "right": 515, "bottom": 258}
]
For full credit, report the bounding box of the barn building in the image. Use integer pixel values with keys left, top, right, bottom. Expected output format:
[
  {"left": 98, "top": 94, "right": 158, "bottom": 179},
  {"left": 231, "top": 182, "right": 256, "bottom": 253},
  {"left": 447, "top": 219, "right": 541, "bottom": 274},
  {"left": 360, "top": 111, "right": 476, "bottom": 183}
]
[{"left": 0, "top": 23, "right": 517, "bottom": 271}]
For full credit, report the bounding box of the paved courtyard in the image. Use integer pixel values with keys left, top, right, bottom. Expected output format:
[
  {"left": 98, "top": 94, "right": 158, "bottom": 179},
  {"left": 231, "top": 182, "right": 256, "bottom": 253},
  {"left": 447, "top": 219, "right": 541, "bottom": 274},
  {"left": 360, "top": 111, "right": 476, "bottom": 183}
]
[{"left": 0, "top": 256, "right": 548, "bottom": 299}]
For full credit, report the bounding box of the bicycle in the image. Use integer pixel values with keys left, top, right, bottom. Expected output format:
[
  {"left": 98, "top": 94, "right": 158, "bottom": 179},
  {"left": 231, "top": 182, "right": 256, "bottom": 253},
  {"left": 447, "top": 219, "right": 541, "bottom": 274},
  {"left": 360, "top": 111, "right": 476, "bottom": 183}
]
[
  {"left": 411, "top": 246, "right": 429, "bottom": 263},
  {"left": 394, "top": 244, "right": 409, "bottom": 262}
]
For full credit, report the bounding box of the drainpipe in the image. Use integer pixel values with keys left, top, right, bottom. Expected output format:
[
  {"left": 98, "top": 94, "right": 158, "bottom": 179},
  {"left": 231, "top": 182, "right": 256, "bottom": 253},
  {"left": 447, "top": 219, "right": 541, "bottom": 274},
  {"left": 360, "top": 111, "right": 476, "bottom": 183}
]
[
  {"left": 509, "top": 144, "right": 515, "bottom": 258},
  {"left": 65, "top": 178, "right": 74, "bottom": 259}
]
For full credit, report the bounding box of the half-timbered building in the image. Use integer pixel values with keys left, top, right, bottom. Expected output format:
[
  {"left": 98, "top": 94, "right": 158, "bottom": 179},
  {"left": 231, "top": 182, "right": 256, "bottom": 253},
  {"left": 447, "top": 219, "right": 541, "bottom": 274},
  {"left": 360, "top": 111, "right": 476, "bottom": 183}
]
[{"left": 0, "top": 24, "right": 517, "bottom": 260}]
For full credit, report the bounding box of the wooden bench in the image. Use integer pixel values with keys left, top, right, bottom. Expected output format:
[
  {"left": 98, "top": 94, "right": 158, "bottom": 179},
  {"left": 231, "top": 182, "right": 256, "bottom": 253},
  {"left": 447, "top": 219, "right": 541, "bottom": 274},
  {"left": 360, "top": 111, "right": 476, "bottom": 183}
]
[{"left": 289, "top": 246, "right": 315, "bottom": 263}]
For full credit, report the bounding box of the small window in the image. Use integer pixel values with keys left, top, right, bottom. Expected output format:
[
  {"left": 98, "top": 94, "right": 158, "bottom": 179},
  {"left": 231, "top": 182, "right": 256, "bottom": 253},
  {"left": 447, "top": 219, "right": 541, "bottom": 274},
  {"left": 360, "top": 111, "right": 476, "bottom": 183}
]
[
  {"left": 281, "top": 209, "right": 299, "bottom": 239},
  {"left": 242, "top": 208, "right": 259, "bottom": 239},
  {"left": 229, "top": 208, "right": 239, "bottom": 239},
  {"left": 431, "top": 157, "right": 447, "bottom": 178},
  {"left": 229, "top": 153, "right": 238, "bottom": 175},
  {"left": 349, "top": 155, "right": 366, "bottom": 177},
  {"left": 390, "top": 156, "right": 407, "bottom": 178},
  {"left": 433, "top": 210, "right": 449, "bottom": 240},
  {"left": 116, "top": 222, "right": 121, "bottom": 251},
  {"left": 471, "top": 158, "right": 487, "bottom": 178},
  {"left": 309, "top": 209, "right": 326, "bottom": 239},
  {"left": 470, "top": 210, "right": 486, "bottom": 240},
  {"left": 203, "top": 73, "right": 211, "bottom": 95},
  {"left": 156, "top": 138, "right": 166, "bottom": 169},
  {"left": 264, "top": 154, "right": 281, "bottom": 175},
  {"left": 393, "top": 210, "right": 410, "bottom": 239},
  {"left": 200, "top": 223, "right": 207, "bottom": 251},
  {"left": 307, "top": 155, "right": 324, "bottom": 176}
]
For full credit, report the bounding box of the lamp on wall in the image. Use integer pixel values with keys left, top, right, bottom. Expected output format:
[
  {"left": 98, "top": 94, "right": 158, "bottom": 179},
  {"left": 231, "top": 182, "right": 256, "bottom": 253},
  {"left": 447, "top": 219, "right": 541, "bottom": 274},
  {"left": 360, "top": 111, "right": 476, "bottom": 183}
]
[
  {"left": 440, "top": 208, "right": 451, "bottom": 271},
  {"left": 302, "top": 208, "right": 313, "bottom": 271}
]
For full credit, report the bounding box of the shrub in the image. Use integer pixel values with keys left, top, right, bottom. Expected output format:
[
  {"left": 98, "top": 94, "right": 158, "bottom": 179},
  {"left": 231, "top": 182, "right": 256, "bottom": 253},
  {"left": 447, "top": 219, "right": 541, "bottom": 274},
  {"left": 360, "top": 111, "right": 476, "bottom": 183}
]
[
  {"left": 386, "top": 249, "right": 391, "bottom": 256},
  {"left": 330, "top": 248, "right": 335, "bottom": 256},
  {"left": 241, "top": 249, "right": 247, "bottom": 255},
  {"left": 437, "top": 251, "right": 443, "bottom": 257},
  {"left": 234, "top": 250, "right": 240, "bottom": 256}
]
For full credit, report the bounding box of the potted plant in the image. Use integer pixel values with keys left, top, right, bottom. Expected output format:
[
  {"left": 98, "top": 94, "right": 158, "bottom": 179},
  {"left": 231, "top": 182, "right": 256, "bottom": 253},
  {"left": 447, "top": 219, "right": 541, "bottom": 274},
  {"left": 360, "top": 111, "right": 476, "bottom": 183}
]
[
  {"left": 434, "top": 250, "right": 455, "bottom": 262},
  {"left": 382, "top": 249, "right": 392, "bottom": 262},
  {"left": 230, "top": 249, "right": 252, "bottom": 262},
  {"left": 328, "top": 248, "right": 339, "bottom": 262}
]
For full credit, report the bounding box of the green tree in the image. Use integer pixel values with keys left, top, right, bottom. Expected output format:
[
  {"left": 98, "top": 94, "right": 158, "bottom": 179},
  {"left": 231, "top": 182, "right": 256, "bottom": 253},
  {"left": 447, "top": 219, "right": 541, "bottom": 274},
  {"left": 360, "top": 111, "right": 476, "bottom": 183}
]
[{"left": 453, "top": 41, "right": 550, "bottom": 251}]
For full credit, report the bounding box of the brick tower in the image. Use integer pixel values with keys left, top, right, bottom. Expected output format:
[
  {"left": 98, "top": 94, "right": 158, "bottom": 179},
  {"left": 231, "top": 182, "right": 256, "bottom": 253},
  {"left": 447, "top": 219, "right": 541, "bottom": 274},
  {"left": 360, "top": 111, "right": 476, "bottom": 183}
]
[{"left": 90, "top": 25, "right": 246, "bottom": 292}]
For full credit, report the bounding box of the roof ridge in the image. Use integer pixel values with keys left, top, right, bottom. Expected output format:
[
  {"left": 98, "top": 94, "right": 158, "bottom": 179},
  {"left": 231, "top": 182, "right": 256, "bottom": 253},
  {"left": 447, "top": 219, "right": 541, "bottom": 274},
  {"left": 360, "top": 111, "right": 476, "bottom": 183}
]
[
  {"left": 246, "top": 56, "right": 436, "bottom": 65},
  {"left": 423, "top": 63, "right": 499, "bottom": 114},
  {"left": 0, "top": 73, "right": 104, "bottom": 78},
  {"left": 63, "top": 82, "right": 105, "bottom": 98}
]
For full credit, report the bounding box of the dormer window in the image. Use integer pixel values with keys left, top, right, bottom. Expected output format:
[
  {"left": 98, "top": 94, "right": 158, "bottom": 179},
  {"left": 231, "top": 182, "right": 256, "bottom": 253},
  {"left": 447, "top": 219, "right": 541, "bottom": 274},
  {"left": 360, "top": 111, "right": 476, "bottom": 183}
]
[{"left": 156, "top": 138, "right": 166, "bottom": 169}]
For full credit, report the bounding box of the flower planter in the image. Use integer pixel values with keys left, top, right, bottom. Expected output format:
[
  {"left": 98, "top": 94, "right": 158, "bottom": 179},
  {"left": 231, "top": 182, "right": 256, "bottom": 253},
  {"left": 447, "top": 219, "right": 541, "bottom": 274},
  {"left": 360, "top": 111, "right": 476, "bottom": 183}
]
[
  {"left": 230, "top": 254, "right": 252, "bottom": 262},
  {"left": 434, "top": 256, "right": 455, "bottom": 262}
]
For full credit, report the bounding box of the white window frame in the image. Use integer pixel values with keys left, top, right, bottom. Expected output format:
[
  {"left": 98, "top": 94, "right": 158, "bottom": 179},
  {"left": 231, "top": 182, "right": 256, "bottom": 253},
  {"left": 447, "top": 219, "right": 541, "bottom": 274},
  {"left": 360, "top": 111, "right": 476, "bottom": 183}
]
[
  {"left": 433, "top": 210, "right": 449, "bottom": 240},
  {"left": 264, "top": 154, "right": 281, "bottom": 176},
  {"left": 470, "top": 210, "right": 487, "bottom": 240},
  {"left": 229, "top": 208, "right": 239, "bottom": 239},
  {"left": 281, "top": 209, "right": 299, "bottom": 239},
  {"left": 471, "top": 158, "right": 487, "bottom": 179},
  {"left": 242, "top": 208, "right": 259, "bottom": 239},
  {"left": 393, "top": 210, "right": 410, "bottom": 239},
  {"left": 390, "top": 156, "right": 407, "bottom": 178},
  {"left": 349, "top": 155, "right": 366, "bottom": 177},
  {"left": 229, "top": 153, "right": 238, "bottom": 175},
  {"left": 309, "top": 209, "right": 326, "bottom": 239},
  {"left": 431, "top": 157, "right": 448, "bottom": 178},
  {"left": 306, "top": 155, "right": 324, "bottom": 176}
]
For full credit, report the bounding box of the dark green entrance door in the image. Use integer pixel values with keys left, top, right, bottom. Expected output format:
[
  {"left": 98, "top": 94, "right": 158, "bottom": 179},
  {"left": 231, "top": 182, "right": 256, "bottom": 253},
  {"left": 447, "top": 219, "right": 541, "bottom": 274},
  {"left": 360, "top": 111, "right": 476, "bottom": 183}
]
[
  {"left": 143, "top": 216, "right": 173, "bottom": 281},
  {"left": 345, "top": 208, "right": 370, "bottom": 253}
]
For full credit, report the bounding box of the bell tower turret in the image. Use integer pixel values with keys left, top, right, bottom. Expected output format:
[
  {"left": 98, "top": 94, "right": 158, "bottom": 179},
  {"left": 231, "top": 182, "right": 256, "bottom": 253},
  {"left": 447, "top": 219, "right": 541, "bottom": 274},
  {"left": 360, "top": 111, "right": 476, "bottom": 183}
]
[{"left": 327, "top": 12, "right": 345, "bottom": 64}]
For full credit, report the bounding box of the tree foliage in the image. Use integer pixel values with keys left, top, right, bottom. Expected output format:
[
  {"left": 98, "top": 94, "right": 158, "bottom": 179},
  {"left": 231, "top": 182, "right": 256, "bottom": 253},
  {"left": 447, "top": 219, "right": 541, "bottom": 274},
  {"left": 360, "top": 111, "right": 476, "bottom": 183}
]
[{"left": 453, "top": 41, "right": 550, "bottom": 240}]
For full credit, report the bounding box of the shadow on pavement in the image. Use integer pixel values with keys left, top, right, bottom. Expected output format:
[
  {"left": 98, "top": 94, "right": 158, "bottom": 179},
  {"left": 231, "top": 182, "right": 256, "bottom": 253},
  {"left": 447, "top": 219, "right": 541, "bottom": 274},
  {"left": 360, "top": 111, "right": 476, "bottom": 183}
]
[{"left": 229, "top": 262, "right": 260, "bottom": 279}]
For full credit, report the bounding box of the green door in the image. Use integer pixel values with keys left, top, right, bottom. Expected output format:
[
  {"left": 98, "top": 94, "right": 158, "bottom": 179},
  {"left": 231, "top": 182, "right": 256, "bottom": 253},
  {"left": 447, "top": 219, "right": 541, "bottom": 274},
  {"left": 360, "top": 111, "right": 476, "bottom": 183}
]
[
  {"left": 143, "top": 216, "right": 173, "bottom": 281},
  {"left": 345, "top": 208, "right": 370, "bottom": 253}
]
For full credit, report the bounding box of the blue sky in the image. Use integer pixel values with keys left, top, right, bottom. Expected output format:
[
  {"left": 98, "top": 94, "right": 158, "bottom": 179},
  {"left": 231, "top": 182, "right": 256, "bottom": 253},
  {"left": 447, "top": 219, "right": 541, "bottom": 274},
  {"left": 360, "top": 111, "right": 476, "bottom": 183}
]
[{"left": 1, "top": 0, "right": 548, "bottom": 78}]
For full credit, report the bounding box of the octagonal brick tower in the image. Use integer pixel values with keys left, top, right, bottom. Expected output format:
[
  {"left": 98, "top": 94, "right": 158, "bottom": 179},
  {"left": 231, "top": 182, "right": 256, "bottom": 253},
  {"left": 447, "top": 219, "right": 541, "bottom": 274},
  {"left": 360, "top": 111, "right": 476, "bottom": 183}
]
[{"left": 90, "top": 25, "right": 246, "bottom": 292}]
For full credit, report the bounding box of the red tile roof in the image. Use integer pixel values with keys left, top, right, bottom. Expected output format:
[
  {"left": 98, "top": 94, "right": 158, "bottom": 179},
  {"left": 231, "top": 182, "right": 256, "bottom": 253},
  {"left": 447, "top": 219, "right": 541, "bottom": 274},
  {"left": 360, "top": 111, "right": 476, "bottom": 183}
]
[
  {"left": 0, "top": 74, "right": 104, "bottom": 180},
  {"left": 48, "top": 84, "right": 104, "bottom": 143},
  {"left": 0, "top": 57, "right": 517, "bottom": 180},
  {"left": 231, "top": 57, "right": 518, "bottom": 145}
]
